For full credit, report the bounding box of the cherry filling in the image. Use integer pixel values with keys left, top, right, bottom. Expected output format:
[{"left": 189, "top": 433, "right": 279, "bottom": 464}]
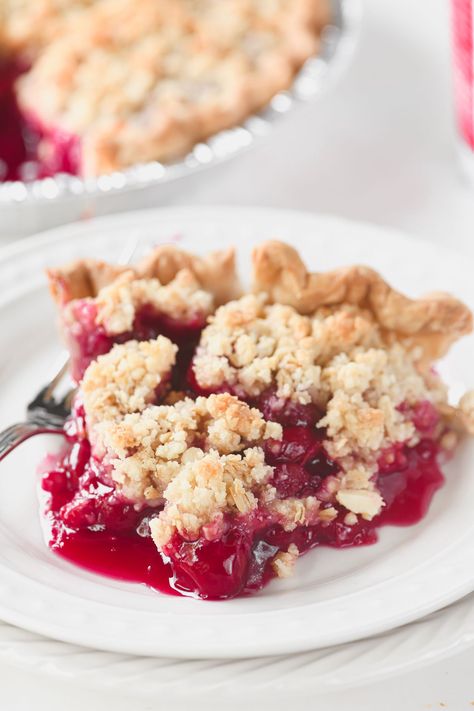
[
  {"left": 66, "top": 301, "right": 207, "bottom": 382},
  {"left": 0, "top": 63, "right": 81, "bottom": 182},
  {"left": 23, "top": 110, "right": 82, "bottom": 177},
  {"left": 40, "top": 396, "right": 446, "bottom": 600}
]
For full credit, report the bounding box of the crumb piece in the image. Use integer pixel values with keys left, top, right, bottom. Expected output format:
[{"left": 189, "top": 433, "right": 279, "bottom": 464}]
[
  {"left": 344, "top": 512, "right": 358, "bottom": 526},
  {"left": 318, "top": 506, "right": 338, "bottom": 523},
  {"left": 311, "top": 304, "right": 382, "bottom": 362},
  {"left": 336, "top": 489, "right": 384, "bottom": 520},
  {"left": 271, "top": 543, "right": 300, "bottom": 579}
]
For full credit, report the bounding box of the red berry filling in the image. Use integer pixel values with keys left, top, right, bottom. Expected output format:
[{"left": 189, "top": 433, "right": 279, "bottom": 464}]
[
  {"left": 23, "top": 110, "right": 82, "bottom": 178},
  {"left": 66, "top": 300, "right": 207, "bottom": 382},
  {"left": 41, "top": 397, "right": 446, "bottom": 600},
  {"left": 0, "top": 63, "right": 81, "bottom": 182}
]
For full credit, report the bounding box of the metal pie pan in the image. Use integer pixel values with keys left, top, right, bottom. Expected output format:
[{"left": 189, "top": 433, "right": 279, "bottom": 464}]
[{"left": 0, "top": 0, "right": 361, "bottom": 234}]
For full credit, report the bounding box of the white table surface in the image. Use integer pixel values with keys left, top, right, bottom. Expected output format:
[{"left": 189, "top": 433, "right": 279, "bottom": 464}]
[{"left": 2, "top": 0, "right": 474, "bottom": 707}]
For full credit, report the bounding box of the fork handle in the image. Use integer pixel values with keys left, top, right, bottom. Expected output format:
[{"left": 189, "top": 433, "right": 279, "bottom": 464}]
[{"left": 0, "top": 423, "right": 60, "bottom": 463}]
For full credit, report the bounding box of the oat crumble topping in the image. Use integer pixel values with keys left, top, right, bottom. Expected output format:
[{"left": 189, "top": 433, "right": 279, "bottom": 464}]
[
  {"left": 318, "top": 344, "right": 437, "bottom": 518},
  {"left": 3, "top": 0, "right": 94, "bottom": 56},
  {"left": 193, "top": 294, "right": 451, "bottom": 520},
  {"left": 311, "top": 304, "right": 383, "bottom": 363},
  {"left": 79, "top": 268, "right": 214, "bottom": 335},
  {"left": 193, "top": 293, "right": 322, "bottom": 403},
  {"left": 81, "top": 337, "right": 177, "bottom": 430},
  {"left": 267, "top": 496, "right": 330, "bottom": 530},
  {"left": 96, "top": 392, "right": 282, "bottom": 505},
  {"left": 150, "top": 447, "right": 273, "bottom": 549}
]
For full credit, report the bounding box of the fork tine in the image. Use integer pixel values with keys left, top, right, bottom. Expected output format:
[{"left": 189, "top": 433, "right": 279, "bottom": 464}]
[
  {"left": 41, "top": 359, "right": 71, "bottom": 402},
  {"left": 0, "top": 423, "right": 38, "bottom": 462},
  {"left": 28, "top": 354, "right": 70, "bottom": 407}
]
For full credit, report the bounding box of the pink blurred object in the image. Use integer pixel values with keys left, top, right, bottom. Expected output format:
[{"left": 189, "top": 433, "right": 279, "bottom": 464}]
[{"left": 452, "top": 0, "right": 474, "bottom": 176}]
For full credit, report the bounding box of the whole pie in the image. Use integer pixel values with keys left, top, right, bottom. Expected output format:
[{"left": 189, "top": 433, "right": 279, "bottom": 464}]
[
  {"left": 41, "top": 240, "right": 474, "bottom": 599},
  {"left": 0, "top": 0, "right": 330, "bottom": 180}
]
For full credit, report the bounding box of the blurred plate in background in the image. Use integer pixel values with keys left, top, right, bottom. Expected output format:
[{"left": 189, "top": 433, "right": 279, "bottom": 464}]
[{"left": 0, "top": 0, "right": 361, "bottom": 238}]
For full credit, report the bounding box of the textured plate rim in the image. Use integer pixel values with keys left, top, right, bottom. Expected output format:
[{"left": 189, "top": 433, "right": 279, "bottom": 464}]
[{"left": 0, "top": 593, "right": 472, "bottom": 697}]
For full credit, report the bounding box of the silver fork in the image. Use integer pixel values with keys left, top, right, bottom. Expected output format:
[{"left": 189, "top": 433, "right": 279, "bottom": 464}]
[
  {"left": 0, "top": 236, "right": 140, "bottom": 463},
  {"left": 0, "top": 360, "right": 73, "bottom": 462}
]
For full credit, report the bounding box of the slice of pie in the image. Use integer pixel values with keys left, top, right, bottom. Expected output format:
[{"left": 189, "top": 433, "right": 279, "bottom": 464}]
[
  {"left": 1, "top": 0, "right": 330, "bottom": 179},
  {"left": 40, "top": 241, "right": 474, "bottom": 599}
]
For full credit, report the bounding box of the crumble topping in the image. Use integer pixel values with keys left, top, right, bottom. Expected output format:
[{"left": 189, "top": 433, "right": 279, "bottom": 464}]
[
  {"left": 79, "top": 288, "right": 452, "bottom": 524},
  {"left": 89, "top": 268, "right": 214, "bottom": 335},
  {"left": 42, "top": 239, "right": 474, "bottom": 596},
  {"left": 319, "top": 345, "right": 428, "bottom": 455},
  {"left": 193, "top": 293, "right": 322, "bottom": 403},
  {"left": 96, "top": 393, "right": 282, "bottom": 504},
  {"left": 336, "top": 490, "right": 383, "bottom": 519},
  {"left": 82, "top": 337, "right": 177, "bottom": 428},
  {"left": 2, "top": 0, "right": 94, "bottom": 56},
  {"left": 311, "top": 304, "right": 383, "bottom": 363},
  {"left": 150, "top": 447, "right": 273, "bottom": 549},
  {"left": 193, "top": 294, "right": 450, "bottom": 520},
  {"left": 319, "top": 345, "right": 440, "bottom": 519}
]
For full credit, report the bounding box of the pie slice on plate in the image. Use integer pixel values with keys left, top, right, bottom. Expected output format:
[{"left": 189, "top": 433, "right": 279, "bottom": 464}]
[{"left": 40, "top": 241, "right": 474, "bottom": 599}]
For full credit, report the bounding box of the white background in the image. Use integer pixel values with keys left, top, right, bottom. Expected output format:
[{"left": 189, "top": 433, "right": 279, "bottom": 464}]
[{"left": 2, "top": 0, "right": 474, "bottom": 707}]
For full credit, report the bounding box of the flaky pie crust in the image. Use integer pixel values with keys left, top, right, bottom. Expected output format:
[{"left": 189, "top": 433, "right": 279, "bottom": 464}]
[
  {"left": 47, "top": 244, "right": 241, "bottom": 307},
  {"left": 252, "top": 241, "right": 473, "bottom": 363}
]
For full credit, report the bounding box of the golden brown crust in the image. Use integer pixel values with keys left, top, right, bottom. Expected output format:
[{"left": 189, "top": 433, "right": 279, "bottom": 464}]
[
  {"left": 137, "top": 245, "right": 240, "bottom": 306},
  {"left": 47, "top": 244, "right": 241, "bottom": 307},
  {"left": 252, "top": 241, "right": 473, "bottom": 363},
  {"left": 47, "top": 259, "right": 125, "bottom": 306}
]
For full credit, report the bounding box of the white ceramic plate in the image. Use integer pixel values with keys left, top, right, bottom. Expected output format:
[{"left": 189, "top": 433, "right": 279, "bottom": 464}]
[
  {"left": 0, "top": 594, "right": 473, "bottom": 702},
  {"left": 0, "top": 207, "right": 473, "bottom": 659}
]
